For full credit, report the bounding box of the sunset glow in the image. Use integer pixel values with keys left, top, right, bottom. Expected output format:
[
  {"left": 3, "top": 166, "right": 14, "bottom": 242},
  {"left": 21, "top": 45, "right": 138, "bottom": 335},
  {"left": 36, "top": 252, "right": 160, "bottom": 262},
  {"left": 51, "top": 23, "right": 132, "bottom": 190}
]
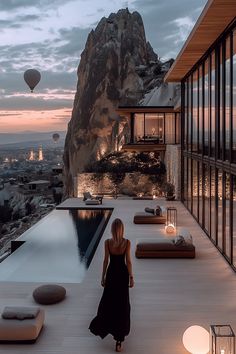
[
  {"left": 0, "top": 0, "right": 205, "bottom": 135},
  {"left": 0, "top": 108, "right": 71, "bottom": 132}
]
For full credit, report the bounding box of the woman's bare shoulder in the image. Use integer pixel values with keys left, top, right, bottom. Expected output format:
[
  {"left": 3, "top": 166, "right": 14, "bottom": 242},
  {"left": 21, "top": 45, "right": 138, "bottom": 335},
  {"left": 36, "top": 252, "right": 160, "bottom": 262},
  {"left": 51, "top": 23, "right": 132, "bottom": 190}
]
[{"left": 105, "top": 239, "right": 111, "bottom": 244}]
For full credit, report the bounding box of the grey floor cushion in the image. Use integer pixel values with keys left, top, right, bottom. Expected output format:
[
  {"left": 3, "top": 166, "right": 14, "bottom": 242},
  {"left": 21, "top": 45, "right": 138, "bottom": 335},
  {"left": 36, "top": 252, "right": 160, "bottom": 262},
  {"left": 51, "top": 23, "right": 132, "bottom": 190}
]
[{"left": 33, "top": 284, "right": 66, "bottom": 305}]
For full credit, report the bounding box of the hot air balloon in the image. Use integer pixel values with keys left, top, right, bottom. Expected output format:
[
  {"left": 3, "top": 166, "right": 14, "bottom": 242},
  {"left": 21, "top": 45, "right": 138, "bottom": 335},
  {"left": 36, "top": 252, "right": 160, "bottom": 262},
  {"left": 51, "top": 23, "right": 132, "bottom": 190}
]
[
  {"left": 24, "top": 69, "right": 41, "bottom": 92},
  {"left": 52, "top": 133, "right": 60, "bottom": 143}
]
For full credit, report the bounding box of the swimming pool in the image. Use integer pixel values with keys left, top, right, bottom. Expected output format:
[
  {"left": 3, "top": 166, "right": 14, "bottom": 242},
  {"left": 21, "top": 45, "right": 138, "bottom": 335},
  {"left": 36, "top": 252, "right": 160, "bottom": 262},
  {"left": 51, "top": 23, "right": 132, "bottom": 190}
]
[{"left": 0, "top": 208, "right": 112, "bottom": 283}]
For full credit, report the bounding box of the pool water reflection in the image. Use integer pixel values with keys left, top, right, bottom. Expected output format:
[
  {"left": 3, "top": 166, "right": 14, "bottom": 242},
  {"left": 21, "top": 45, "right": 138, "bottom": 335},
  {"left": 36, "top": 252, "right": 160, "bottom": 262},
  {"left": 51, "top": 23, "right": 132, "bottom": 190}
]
[{"left": 0, "top": 209, "right": 112, "bottom": 283}]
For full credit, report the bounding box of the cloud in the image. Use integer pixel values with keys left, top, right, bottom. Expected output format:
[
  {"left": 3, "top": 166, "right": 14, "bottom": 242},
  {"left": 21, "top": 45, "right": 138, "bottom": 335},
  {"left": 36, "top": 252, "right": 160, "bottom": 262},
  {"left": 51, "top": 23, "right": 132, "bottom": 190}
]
[
  {"left": 0, "top": 25, "right": 92, "bottom": 75},
  {"left": 0, "top": 0, "right": 75, "bottom": 11},
  {"left": 130, "top": 0, "right": 207, "bottom": 60},
  {"left": 0, "top": 113, "right": 22, "bottom": 117},
  {"left": 0, "top": 95, "right": 73, "bottom": 111},
  {"left": 0, "top": 71, "right": 76, "bottom": 93},
  {"left": 165, "top": 16, "right": 195, "bottom": 45},
  {"left": 0, "top": 0, "right": 208, "bottom": 133}
]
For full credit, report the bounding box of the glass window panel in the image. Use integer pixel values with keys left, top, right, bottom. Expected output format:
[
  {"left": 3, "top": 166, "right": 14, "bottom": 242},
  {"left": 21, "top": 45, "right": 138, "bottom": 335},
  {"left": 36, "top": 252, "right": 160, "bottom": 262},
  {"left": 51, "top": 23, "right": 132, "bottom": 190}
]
[
  {"left": 233, "top": 30, "right": 236, "bottom": 163},
  {"left": 204, "top": 164, "right": 210, "bottom": 233},
  {"left": 199, "top": 162, "right": 203, "bottom": 225},
  {"left": 134, "top": 113, "right": 144, "bottom": 142},
  {"left": 225, "top": 36, "right": 231, "bottom": 161},
  {"left": 217, "top": 170, "right": 223, "bottom": 250},
  {"left": 192, "top": 70, "right": 198, "bottom": 152},
  {"left": 211, "top": 167, "right": 216, "bottom": 243},
  {"left": 144, "top": 113, "right": 164, "bottom": 143},
  {"left": 233, "top": 175, "right": 236, "bottom": 267},
  {"left": 211, "top": 51, "right": 216, "bottom": 157},
  {"left": 199, "top": 66, "right": 203, "bottom": 154},
  {"left": 181, "top": 25, "right": 236, "bottom": 272},
  {"left": 165, "top": 113, "right": 176, "bottom": 144},
  {"left": 183, "top": 157, "right": 188, "bottom": 203},
  {"left": 192, "top": 159, "right": 198, "bottom": 218},
  {"left": 184, "top": 82, "right": 188, "bottom": 151},
  {"left": 175, "top": 113, "right": 180, "bottom": 144},
  {"left": 188, "top": 77, "right": 192, "bottom": 151},
  {"left": 204, "top": 59, "right": 209, "bottom": 156},
  {"left": 219, "top": 45, "right": 223, "bottom": 160},
  {"left": 187, "top": 159, "right": 192, "bottom": 210},
  {"left": 225, "top": 173, "right": 231, "bottom": 260}
]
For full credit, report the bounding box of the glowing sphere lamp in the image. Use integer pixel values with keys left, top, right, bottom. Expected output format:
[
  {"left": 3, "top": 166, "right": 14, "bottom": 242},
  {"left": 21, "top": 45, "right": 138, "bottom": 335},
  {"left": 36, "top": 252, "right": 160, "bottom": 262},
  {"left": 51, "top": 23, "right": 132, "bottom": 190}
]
[{"left": 183, "top": 325, "right": 209, "bottom": 354}]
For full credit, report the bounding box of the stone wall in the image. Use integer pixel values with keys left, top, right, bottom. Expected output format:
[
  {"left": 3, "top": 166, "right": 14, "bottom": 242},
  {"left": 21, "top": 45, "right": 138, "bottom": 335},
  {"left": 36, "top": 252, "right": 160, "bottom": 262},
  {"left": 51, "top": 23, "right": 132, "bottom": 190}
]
[
  {"left": 75, "top": 172, "right": 164, "bottom": 198},
  {"left": 164, "top": 144, "right": 181, "bottom": 199}
]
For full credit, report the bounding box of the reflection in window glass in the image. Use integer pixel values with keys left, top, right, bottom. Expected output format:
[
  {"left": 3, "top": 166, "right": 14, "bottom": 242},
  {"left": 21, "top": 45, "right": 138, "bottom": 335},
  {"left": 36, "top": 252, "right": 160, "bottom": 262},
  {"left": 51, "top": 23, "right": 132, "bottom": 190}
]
[
  {"left": 233, "top": 30, "right": 236, "bottom": 162},
  {"left": 199, "top": 67, "right": 203, "bottom": 154},
  {"left": 192, "top": 160, "right": 198, "bottom": 218},
  {"left": 199, "top": 162, "right": 203, "bottom": 226},
  {"left": 187, "top": 159, "right": 192, "bottom": 211},
  {"left": 192, "top": 70, "right": 198, "bottom": 152},
  {"left": 182, "top": 24, "right": 236, "bottom": 272},
  {"left": 183, "top": 157, "right": 188, "bottom": 203},
  {"left": 218, "top": 170, "right": 223, "bottom": 251},
  {"left": 188, "top": 77, "right": 192, "bottom": 152},
  {"left": 211, "top": 51, "right": 216, "bottom": 157},
  {"left": 210, "top": 167, "right": 216, "bottom": 243},
  {"left": 204, "top": 164, "right": 210, "bottom": 233},
  {"left": 225, "top": 36, "right": 231, "bottom": 161},
  {"left": 204, "top": 59, "right": 209, "bottom": 156},
  {"left": 225, "top": 173, "right": 231, "bottom": 260},
  {"left": 184, "top": 82, "right": 188, "bottom": 150},
  {"left": 219, "top": 45, "right": 223, "bottom": 160},
  {"left": 233, "top": 175, "right": 236, "bottom": 267}
]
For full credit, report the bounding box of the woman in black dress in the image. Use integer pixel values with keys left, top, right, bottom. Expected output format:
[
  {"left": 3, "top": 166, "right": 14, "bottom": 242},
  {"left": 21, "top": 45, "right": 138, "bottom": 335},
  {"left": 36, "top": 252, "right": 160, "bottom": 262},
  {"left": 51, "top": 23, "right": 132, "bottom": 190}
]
[{"left": 89, "top": 218, "right": 134, "bottom": 352}]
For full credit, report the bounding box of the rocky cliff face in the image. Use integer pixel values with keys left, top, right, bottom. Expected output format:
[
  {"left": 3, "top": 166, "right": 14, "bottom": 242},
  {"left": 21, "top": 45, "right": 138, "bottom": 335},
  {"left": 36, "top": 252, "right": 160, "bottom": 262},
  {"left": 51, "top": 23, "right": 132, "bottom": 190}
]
[{"left": 64, "top": 9, "right": 168, "bottom": 196}]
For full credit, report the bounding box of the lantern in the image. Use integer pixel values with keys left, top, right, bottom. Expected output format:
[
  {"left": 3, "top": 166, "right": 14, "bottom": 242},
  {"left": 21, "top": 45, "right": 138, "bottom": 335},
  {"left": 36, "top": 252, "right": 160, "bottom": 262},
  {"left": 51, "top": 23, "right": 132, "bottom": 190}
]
[
  {"left": 165, "top": 207, "right": 177, "bottom": 234},
  {"left": 210, "top": 325, "right": 235, "bottom": 354}
]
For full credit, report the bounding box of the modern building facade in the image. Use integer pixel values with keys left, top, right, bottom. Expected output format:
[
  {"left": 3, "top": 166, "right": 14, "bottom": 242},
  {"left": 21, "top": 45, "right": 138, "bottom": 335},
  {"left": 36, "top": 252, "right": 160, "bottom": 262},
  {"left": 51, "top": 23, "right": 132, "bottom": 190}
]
[{"left": 165, "top": 0, "right": 236, "bottom": 270}]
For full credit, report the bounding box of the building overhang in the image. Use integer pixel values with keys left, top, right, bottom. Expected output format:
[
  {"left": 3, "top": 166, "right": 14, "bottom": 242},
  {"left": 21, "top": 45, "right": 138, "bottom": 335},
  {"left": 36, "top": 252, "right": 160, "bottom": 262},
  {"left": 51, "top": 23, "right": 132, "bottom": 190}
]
[
  {"left": 164, "top": 0, "right": 236, "bottom": 82},
  {"left": 117, "top": 106, "right": 176, "bottom": 115}
]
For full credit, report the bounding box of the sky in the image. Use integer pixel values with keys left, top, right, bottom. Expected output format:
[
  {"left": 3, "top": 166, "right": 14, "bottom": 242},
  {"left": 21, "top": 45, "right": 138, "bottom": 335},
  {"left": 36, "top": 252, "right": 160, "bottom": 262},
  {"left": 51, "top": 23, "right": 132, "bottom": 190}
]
[{"left": 0, "top": 0, "right": 207, "bottom": 133}]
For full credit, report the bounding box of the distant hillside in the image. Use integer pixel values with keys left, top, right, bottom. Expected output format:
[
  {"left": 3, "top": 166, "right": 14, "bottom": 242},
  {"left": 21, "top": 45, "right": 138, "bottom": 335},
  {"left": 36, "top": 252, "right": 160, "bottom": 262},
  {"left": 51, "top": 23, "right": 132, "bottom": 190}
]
[{"left": 0, "top": 131, "right": 66, "bottom": 147}]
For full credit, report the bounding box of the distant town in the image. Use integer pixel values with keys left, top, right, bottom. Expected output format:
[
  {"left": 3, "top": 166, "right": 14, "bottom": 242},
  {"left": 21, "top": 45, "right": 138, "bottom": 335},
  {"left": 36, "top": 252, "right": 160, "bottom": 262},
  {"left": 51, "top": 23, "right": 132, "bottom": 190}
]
[{"left": 0, "top": 141, "right": 65, "bottom": 259}]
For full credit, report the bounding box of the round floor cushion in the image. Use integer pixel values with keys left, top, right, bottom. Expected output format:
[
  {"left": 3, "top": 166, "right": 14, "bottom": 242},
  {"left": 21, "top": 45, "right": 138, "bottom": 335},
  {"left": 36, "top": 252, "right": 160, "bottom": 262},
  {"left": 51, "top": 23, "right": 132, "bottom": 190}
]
[{"left": 33, "top": 284, "right": 66, "bottom": 305}]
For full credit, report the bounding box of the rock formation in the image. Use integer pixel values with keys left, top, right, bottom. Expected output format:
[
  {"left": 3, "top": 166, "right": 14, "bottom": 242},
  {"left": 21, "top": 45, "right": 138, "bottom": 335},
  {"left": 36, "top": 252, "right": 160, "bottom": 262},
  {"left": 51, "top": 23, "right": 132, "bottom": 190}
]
[{"left": 63, "top": 8, "right": 170, "bottom": 196}]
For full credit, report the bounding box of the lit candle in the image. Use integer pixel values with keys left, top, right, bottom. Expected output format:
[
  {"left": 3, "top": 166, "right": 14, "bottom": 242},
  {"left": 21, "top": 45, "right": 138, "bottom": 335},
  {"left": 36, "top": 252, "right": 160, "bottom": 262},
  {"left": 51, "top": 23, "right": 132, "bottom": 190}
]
[
  {"left": 165, "top": 223, "right": 176, "bottom": 234},
  {"left": 220, "top": 350, "right": 225, "bottom": 354}
]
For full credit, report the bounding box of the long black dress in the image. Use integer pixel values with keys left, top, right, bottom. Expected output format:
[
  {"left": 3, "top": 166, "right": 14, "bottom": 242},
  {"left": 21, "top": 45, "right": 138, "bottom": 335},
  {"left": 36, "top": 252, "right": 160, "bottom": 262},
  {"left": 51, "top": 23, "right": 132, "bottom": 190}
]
[{"left": 89, "top": 239, "right": 130, "bottom": 341}]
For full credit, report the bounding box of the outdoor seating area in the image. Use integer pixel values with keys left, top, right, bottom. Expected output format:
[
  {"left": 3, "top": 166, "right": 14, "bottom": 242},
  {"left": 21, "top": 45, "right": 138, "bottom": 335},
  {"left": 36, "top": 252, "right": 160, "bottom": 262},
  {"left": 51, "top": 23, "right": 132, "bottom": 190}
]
[
  {"left": 0, "top": 307, "right": 44, "bottom": 343},
  {"left": 132, "top": 195, "right": 154, "bottom": 200},
  {"left": 0, "top": 284, "right": 66, "bottom": 344},
  {"left": 83, "top": 192, "right": 103, "bottom": 205},
  {"left": 0, "top": 197, "right": 236, "bottom": 354},
  {"left": 133, "top": 205, "right": 166, "bottom": 224},
  {"left": 135, "top": 227, "right": 196, "bottom": 259},
  {"left": 0, "top": 0, "right": 235, "bottom": 353}
]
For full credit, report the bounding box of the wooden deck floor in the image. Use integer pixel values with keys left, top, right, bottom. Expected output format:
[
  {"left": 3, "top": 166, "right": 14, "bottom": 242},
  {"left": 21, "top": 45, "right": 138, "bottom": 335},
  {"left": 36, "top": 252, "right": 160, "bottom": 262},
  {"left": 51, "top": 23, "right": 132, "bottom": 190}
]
[{"left": 0, "top": 198, "right": 235, "bottom": 354}]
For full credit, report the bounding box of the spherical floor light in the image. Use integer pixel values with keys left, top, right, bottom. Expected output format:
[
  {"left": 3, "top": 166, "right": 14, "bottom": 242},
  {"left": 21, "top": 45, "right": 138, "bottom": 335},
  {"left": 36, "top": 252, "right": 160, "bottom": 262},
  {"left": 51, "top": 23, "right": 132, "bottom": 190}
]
[{"left": 183, "top": 325, "right": 209, "bottom": 354}]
